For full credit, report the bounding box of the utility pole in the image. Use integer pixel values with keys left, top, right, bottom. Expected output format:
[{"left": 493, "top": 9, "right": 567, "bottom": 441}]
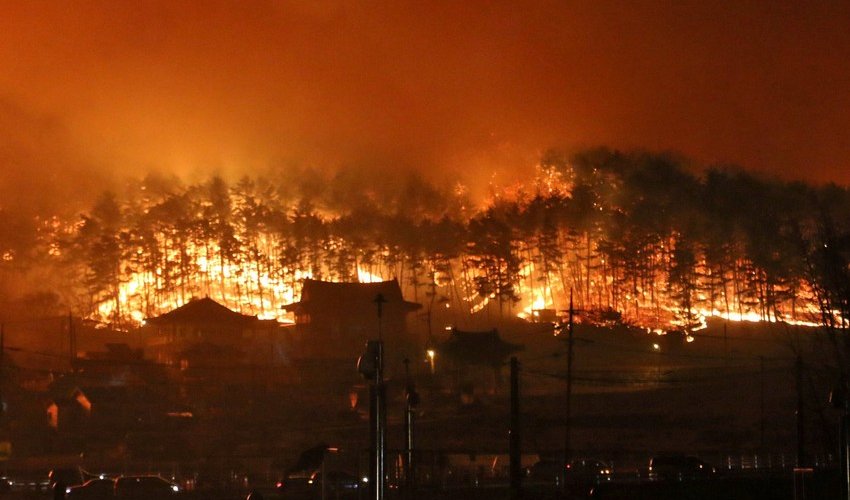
[
  {"left": 373, "top": 294, "right": 387, "bottom": 500},
  {"left": 796, "top": 355, "right": 805, "bottom": 467},
  {"left": 509, "top": 356, "right": 522, "bottom": 500},
  {"left": 842, "top": 397, "right": 850, "bottom": 500},
  {"left": 0, "top": 323, "right": 4, "bottom": 421},
  {"left": 402, "top": 358, "right": 418, "bottom": 494},
  {"left": 562, "top": 290, "right": 575, "bottom": 491},
  {"left": 841, "top": 387, "right": 850, "bottom": 500},
  {"left": 68, "top": 313, "right": 76, "bottom": 373},
  {"left": 358, "top": 296, "right": 388, "bottom": 500},
  {"left": 760, "top": 356, "right": 765, "bottom": 450}
]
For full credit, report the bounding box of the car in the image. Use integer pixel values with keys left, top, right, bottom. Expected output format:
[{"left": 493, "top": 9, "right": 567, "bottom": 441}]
[
  {"left": 525, "top": 460, "right": 562, "bottom": 486},
  {"left": 277, "top": 470, "right": 361, "bottom": 498},
  {"left": 66, "top": 478, "right": 116, "bottom": 499},
  {"left": 566, "top": 459, "right": 613, "bottom": 485},
  {"left": 526, "top": 458, "right": 612, "bottom": 487},
  {"left": 114, "top": 475, "right": 179, "bottom": 499},
  {"left": 648, "top": 455, "right": 716, "bottom": 482},
  {"left": 49, "top": 468, "right": 84, "bottom": 489}
]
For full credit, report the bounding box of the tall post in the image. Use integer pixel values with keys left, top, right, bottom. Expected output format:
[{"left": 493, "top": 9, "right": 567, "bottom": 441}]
[
  {"left": 840, "top": 404, "right": 850, "bottom": 500},
  {"left": 0, "top": 323, "right": 4, "bottom": 420},
  {"left": 402, "top": 358, "right": 418, "bottom": 495},
  {"left": 373, "top": 294, "right": 387, "bottom": 500},
  {"left": 842, "top": 401, "right": 850, "bottom": 500},
  {"left": 509, "top": 356, "right": 521, "bottom": 500},
  {"left": 68, "top": 312, "right": 76, "bottom": 373},
  {"left": 563, "top": 290, "right": 574, "bottom": 490},
  {"left": 320, "top": 452, "right": 326, "bottom": 500},
  {"left": 796, "top": 355, "right": 805, "bottom": 467},
  {"left": 760, "top": 356, "right": 765, "bottom": 450}
]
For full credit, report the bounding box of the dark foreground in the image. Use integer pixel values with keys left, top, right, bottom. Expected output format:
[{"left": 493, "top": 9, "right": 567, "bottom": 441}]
[{"left": 0, "top": 469, "right": 841, "bottom": 500}]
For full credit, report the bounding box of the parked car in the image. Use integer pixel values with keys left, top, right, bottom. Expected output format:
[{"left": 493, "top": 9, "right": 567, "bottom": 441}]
[
  {"left": 49, "top": 468, "right": 84, "bottom": 489},
  {"left": 526, "top": 458, "right": 612, "bottom": 487},
  {"left": 648, "top": 455, "right": 716, "bottom": 482},
  {"left": 277, "top": 470, "right": 361, "bottom": 499},
  {"left": 114, "top": 475, "right": 179, "bottom": 499},
  {"left": 566, "top": 459, "right": 613, "bottom": 485},
  {"left": 66, "top": 478, "right": 116, "bottom": 499},
  {"left": 525, "top": 460, "right": 562, "bottom": 486}
]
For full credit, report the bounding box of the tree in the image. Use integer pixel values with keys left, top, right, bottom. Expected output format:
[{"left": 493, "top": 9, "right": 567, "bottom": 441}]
[{"left": 74, "top": 192, "right": 126, "bottom": 323}]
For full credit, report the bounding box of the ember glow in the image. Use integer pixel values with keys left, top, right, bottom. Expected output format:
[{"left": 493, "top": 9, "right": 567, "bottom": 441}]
[
  {"left": 19, "top": 155, "right": 841, "bottom": 333},
  {"left": 1, "top": 3, "right": 850, "bottom": 334}
]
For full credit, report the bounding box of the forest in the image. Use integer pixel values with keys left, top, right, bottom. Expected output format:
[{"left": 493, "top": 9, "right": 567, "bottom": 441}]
[{"left": 1, "top": 147, "right": 849, "bottom": 333}]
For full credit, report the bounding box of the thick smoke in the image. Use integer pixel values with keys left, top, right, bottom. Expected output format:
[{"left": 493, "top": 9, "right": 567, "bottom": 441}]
[
  {"left": 0, "top": 97, "right": 114, "bottom": 216},
  {"left": 0, "top": 0, "right": 848, "bottom": 209}
]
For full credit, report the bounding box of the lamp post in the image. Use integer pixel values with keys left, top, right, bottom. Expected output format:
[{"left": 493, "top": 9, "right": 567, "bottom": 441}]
[
  {"left": 358, "top": 294, "right": 387, "bottom": 500},
  {"left": 403, "top": 359, "right": 419, "bottom": 493},
  {"left": 426, "top": 348, "right": 436, "bottom": 375}
]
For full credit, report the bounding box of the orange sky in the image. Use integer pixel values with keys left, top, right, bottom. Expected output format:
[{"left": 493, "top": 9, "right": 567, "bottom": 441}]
[{"left": 1, "top": 1, "right": 849, "bottom": 210}]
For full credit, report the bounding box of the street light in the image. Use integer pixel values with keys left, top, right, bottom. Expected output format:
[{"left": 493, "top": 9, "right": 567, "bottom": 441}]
[
  {"left": 652, "top": 343, "right": 662, "bottom": 385},
  {"left": 426, "top": 349, "right": 436, "bottom": 374}
]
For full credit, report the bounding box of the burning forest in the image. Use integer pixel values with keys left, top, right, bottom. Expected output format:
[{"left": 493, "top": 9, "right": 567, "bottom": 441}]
[{"left": 1, "top": 148, "right": 847, "bottom": 333}]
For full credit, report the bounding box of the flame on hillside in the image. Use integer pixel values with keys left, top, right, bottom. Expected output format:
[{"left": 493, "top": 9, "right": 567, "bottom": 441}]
[
  {"left": 19, "top": 161, "right": 841, "bottom": 334},
  {"left": 80, "top": 224, "right": 827, "bottom": 330}
]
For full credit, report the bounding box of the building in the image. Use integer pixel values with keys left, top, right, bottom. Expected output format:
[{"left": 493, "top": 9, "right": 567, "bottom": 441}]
[
  {"left": 143, "top": 298, "right": 292, "bottom": 401},
  {"left": 282, "top": 279, "right": 422, "bottom": 379},
  {"left": 144, "top": 297, "right": 286, "bottom": 370},
  {"left": 438, "top": 328, "right": 523, "bottom": 396}
]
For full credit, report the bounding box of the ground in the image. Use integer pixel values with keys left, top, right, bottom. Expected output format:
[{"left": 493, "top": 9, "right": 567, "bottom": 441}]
[{"left": 0, "top": 316, "right": 844, "bottom": 497}]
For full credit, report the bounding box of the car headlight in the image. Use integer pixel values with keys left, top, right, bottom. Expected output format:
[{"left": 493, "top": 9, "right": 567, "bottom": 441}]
[{"left": 171, "top": 485, "right": 179, "bottom": 492}]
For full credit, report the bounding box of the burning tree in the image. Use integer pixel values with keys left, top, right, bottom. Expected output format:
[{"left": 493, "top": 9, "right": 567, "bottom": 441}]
[{"left": 0, "top": 148, "right": 844, "bottom": 333}]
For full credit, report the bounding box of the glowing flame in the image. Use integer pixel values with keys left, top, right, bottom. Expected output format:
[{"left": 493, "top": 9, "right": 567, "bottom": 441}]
[
  {"left": 518, "top": 292, "right": 551, "bottom": 320},
  {"left": 42, "top": 187, "right": 836, "bottom": 333},
  {"left": 357, "top": 268, "right": 383, "bottom": 283}
]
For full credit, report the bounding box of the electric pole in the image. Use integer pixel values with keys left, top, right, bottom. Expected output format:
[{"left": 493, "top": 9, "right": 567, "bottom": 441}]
[
  {"left": 373, "top": 294, "right": 387, "bottom": 500},
  {"left": 68, "top": 312, "right": 77, "bottom": 373},
  {"left": 760, "top": 355, "right": 765, "bottom": 450},
  {"left": 0, "top": 323, "right": 4, "bottom": 421},
  {"left": 796, "top": 355, "right": 805, "bottom": 467},
  {"left": 509, "top": 356, "right": 522, "bottom": 500},
  {"left": 403, "top": 358, "right": 418, "bottom": 494},
  {"left": 563, "top": 290, "right": 575, "bottom": 490}
]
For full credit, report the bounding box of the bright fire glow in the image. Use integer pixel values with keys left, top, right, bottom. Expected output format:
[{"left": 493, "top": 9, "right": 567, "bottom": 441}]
[{"left": 38, "top": 176, "right": 836, "bottom": 334}]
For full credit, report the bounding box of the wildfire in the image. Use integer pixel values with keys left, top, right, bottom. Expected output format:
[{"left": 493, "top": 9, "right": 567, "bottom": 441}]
[
  {"left": 30, "top": 165, "right": 841, "bottom": 335},
  {"left": 87, "top": 231, "right": 830, "bottom": 332}
]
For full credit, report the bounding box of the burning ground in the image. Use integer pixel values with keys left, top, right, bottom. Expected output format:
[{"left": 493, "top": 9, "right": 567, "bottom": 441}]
[{"left": 1, "top": 148, "right": 847, "bottom": 334}]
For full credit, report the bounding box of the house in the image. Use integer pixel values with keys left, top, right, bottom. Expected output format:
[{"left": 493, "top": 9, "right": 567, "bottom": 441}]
[
  {"left": 72, "top": 343, "right": 167, "bottom": 387},
  {"left": 45, "top": 381, "right": 195, "bottom": 460},
  {"left": 46, "top": 384, "right": 192, "bottom": 436},
  {"left": 282, "top": 279, "right": 422, "bottom": 361},
  {"left": 437, "top": 328, "right": 523, "bottom": 396},
  {"left": 144, "top": 297, "right": 287, "bottom": 370}
]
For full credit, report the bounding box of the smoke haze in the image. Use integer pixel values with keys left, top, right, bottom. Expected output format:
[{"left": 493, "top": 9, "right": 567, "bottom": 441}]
[{"left": 1, "top": 1, "right": 849, "bottom": 211}]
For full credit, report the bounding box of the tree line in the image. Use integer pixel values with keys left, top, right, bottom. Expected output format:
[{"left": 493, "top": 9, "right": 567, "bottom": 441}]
[{"left": 1, "top": 147, "right": 848, "bottom": 331}]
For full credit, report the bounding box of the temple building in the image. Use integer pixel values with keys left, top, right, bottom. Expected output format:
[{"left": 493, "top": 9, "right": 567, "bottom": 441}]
[
  {"left": 282, "top": 279, "right": 422, "bottom": 372},
  {"left": 438, "top": 328, "right": 523, "bottom": 396},
  {"left": 144, "top": 297, "right": 287, "bottom": 372}
]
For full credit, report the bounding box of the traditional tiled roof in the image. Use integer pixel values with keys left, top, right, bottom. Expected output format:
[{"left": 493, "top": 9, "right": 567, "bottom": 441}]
[
  {"left": 438, "top": 328, "right": 523, "bottom": 366},
  {"left": 146, "top": 297, "right": 258, "bottom": 326},
  {"left": 282, "top": 279, "right": 421, "bottom": 313}
]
